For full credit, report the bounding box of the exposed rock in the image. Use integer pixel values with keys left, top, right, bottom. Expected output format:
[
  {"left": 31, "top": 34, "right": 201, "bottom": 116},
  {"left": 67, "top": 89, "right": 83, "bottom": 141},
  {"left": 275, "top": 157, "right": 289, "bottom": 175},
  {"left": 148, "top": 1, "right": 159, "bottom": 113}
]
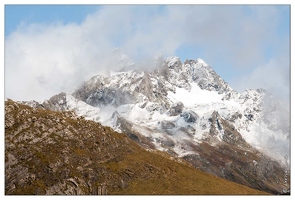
[
  {"left": 179, "top": 125, "right": 196, "bottom": 135},
  {"left": 229, "top": 111, "right": 243, "bottom": 122},
  {"left": 168, "top": 102, "right": 184, "bottom": 116},
  {"left": 181, "top": 110, "right": 199, "bottom": 123},
  {"left": 161, "top": 120, "right": 176, "bottom": 129}
]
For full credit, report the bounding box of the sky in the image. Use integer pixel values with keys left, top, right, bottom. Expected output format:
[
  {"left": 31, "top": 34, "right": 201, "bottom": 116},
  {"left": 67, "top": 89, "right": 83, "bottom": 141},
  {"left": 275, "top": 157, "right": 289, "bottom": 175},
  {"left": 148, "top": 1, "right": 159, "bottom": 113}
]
[{"left": 4, "top": 3, "right": 291, "bottom": 102}]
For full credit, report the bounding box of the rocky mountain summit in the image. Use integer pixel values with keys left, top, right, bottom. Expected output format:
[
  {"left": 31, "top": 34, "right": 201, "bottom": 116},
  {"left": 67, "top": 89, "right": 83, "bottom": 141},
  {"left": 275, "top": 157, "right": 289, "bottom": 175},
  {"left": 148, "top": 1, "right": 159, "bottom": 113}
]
[
  {"left": 5, "top": 99, "right": 271, "bottom": 195},
  {"left": 18, "top": 56, "right": 290, "bottom": 194}
]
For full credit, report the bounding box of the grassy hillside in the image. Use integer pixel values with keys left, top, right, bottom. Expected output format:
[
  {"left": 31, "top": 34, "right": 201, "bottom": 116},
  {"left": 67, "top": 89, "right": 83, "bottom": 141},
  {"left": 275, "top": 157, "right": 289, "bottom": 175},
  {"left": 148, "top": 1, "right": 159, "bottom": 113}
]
[{"left": 5, "top": 99, "right": 269, "bottom": 195}]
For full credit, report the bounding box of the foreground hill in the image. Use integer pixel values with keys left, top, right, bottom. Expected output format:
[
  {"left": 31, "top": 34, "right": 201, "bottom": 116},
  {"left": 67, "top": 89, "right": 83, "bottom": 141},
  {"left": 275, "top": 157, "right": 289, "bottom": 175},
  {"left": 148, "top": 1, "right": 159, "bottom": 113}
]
[{"left": 5, "top": 99, "right": 268, "bottom": 195}]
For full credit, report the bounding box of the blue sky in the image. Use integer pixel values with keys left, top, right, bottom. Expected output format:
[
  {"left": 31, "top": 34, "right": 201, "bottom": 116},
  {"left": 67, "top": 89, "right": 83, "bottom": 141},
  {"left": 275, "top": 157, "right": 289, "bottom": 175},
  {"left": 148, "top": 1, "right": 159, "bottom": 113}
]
[
  {"left": 4, "top": 4, "right": 291, "bottom": 101},
  {"left": 5, "top": 5, "right": 99, "bottom": 36}
]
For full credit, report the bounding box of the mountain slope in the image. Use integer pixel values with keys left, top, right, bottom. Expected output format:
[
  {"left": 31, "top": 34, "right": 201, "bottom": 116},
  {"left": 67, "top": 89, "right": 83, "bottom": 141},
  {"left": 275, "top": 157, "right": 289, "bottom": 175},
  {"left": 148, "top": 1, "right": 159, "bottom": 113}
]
[{"left": 5, "top": 99, "right": 269, "bottom": 195}]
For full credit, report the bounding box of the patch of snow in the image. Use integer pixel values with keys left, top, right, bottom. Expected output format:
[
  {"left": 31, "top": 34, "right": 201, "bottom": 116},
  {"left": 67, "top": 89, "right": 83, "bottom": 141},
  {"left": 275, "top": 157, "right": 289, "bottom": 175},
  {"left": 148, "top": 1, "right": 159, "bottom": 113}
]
[
  {"left": 196, "top": 58, "right": 209, "bottom": 67},
  {"left": 167, "top": 83, "right": 223, "bottom": 107},
  {"left": 58, "top": 99, "right": 64, "bottom": 104},
  {"left": 166, "top": 56, "right": 180, "bottom": 67},
  {"left": 66, "top": 94, "right": 100, "bottom": 122}
]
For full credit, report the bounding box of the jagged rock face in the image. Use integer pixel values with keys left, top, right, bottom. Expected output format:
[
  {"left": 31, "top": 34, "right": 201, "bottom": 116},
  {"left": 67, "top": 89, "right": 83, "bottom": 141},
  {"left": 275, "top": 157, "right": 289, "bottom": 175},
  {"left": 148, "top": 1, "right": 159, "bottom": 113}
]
[
  {"left": 20, "top": 93, "right": 69, "bottom": 112},
  {"left": 72, "top": 71, "right": 169, "bottom": 108},
  {"left": 196, "top": 111, "right": 286, "bottom": 194},
  {"left": 183, "top": 59, "right": 231, "bottom": 94},
  {"left": 72, "top": 74, "right": 137, "bottom": 107},
  {"left": 71, "top": 57, "right": 234, "bottom": 110},
  {"left": 168, "top": 102, "right": 184, "bottom": 116},
  {"left": 19, "top": 57, "right": 290, "bottom": 194},
  {"left": 181, "top": 110, "right": 199, "bottom": 123},
  {"left": 209, "top": 111, "right": 249, "bottom": 148},
  {"left": 43, "top": 92, "right": 68, "bottom": 111}
]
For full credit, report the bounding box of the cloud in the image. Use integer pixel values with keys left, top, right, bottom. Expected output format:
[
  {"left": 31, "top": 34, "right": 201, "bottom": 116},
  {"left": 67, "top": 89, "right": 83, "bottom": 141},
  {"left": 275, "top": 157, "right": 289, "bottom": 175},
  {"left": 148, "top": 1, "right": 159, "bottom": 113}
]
[
  {"left": 229, "top": 38, "right": 290, "bottom": 161},
  {"left": 230, "top": 33, "right": 290, "bottom": 102},
  {"left": 232, "top": 57, "right": 290, "bottom": 98},
  {"left": 5, "top": 5, "right": 289, "bottom": 101}
]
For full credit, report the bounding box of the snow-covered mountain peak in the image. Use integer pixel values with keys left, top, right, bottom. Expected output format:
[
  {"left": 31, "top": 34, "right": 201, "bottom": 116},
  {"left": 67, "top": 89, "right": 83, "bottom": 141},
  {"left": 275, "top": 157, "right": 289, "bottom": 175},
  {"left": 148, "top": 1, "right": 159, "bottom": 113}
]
[
  {"left": 165, "top": 56, "right": 182, "bottom": 69},
  {"left": 20, "top": 55, "right": 290, "bottom": 194},
  {"left": 63, "top": 57, "right": 289, "bottom": 161},
  {"left": 196, "top": 58, "right": 209, "bottom": 67}
]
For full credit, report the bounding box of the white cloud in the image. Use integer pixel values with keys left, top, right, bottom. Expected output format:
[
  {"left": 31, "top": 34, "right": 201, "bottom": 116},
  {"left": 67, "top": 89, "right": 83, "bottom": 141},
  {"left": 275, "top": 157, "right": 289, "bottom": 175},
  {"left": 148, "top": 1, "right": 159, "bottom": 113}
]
[
  {"left": 5, "top": 5, "right": 289, "bottom": 101},
  {"left": 232, "top": 58, "right": 290, "bottom": 98}
]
